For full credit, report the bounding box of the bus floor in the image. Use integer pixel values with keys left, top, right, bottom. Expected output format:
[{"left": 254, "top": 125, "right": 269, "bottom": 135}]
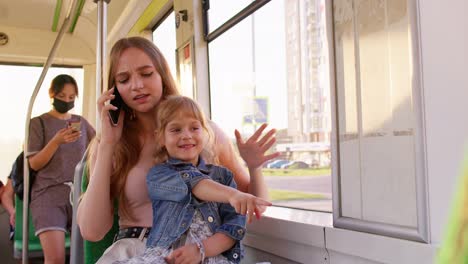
[{"left": 1, "top": 206, "right": 16, "bottom": 264}]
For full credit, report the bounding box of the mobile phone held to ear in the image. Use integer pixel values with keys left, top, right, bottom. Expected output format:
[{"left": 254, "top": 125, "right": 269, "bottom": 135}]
[{"left": 108, "top": 87, "right": 123, "bottom": 126}]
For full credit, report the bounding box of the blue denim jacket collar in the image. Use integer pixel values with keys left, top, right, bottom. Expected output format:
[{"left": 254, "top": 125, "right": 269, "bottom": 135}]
[{"left": 166, "top": 157, "right": 211, "bottom": 175}]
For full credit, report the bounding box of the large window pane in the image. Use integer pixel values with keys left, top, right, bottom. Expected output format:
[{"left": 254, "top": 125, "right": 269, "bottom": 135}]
[
  {"left": 208, "top": 0, "right": 254, "bottom": 33},
  {"left": 0, "top": 66, "right": 83, "bottom": 183},
  {"left": 153, "top": 11, "right": 177, "bottom": 79},
  {"left": 209, "top": 0, "right": 332, "bottom": 212}
]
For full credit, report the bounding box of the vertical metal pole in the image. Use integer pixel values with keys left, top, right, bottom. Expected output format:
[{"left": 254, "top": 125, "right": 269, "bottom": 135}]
[
  {"left": 22, "top": 1, "right": 80, "bottom": 262},
  {"left": 71, "top": 2, "right": 109, "bottom": 263},
  {"left": 95, "top": 0, "right": 110, "bottom": 133}
]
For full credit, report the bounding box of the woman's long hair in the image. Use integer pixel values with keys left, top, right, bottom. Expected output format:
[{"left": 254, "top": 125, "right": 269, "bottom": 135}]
[
  {"left": 90, "top": 37, "right": 179, "bottom": 219},
  {"left": 153, "top": 96, "right": 217, "bottom": 165}
]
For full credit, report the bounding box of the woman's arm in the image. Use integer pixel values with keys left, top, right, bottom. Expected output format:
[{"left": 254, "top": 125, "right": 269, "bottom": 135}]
[
  {"left": 29, "top": 127, "right": 81, "bottom": 171},
  {"left": 210, "top": 122, "right": 279, "bottom": 199},
  {"left": 2, "top": 179, "right": 15, "bottom": 226},
  {"left": 210, "top": 122, "right": 249, "bottom": 192},
  {"left": 77, "top": 89, "right": 124, "bottom": 241},
  {"left": 77, "top": 138, "right": 115, "bottom": 241}
]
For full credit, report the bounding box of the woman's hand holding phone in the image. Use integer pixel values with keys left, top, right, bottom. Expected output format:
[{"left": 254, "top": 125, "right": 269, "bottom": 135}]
[
  {"left": 97, "top": 87, "right": 125, "bottom": 145},
  {"left": 108, "top": 86, "right": 123, "bottom": 126},
  {"left": 68, "top": 120, "right": 81, "bottom": 132},
  {"left": 52, "top": 127, "right": 81, "bottom": 145}
]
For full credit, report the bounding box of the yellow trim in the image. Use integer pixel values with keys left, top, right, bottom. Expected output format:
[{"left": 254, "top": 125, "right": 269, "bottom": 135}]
[{"left": 129, "top": 0, "right": 170, "bottom": 35}]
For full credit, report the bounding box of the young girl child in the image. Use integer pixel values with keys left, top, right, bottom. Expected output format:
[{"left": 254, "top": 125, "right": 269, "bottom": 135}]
[{"left": 115, "top": 96, "right": 271, "bottom": 264}]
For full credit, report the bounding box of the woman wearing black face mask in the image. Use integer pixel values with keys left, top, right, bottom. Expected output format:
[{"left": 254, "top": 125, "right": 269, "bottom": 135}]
[{"left": 26, "top": 74, "right": 96, "bottom": 264}]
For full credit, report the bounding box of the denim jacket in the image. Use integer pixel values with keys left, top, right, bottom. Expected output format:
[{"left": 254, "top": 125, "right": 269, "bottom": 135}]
[{"left": 146, "top": 157, "right": 246, "bottom": 262}]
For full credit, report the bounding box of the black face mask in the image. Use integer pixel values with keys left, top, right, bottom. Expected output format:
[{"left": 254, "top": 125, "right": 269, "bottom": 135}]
[{"left": 53, "top": 98, "right": 75, "bottom": 113}]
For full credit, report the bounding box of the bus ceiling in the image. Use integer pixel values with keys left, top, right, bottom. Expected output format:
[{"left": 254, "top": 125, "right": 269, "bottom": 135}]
[{"left": 0, "top": 0, "right": 143, "bottom": 66}]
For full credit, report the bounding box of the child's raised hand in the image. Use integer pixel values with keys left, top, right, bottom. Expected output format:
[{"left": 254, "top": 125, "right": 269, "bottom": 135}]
[
  {"left": 235, "top": 123, "right": 280, "bottom": 170},
  {"left": 228, "top": 191, "right": 272, "bottom": 223},
  {"left": 165, "top": 243, "right": 201, "bottom": 264}
]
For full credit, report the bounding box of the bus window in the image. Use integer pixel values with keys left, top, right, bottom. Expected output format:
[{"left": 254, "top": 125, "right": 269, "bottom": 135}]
[
  {"left": 153, "top": 11, "right": 177, "bottom": 82},
  {"left": 0, "top": 65, "right": 83, "bottom": 184},
  {"left": 208, "top": 0, "right": 332, "bottom": 212},
  {"left": 207, "top": 0, "right": 255, "bottom": 34}
]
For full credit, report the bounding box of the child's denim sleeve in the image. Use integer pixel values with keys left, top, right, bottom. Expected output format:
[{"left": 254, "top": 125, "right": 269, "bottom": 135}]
[
  {"left": 185, "top": 168, "right": 211, "bottom": 189},
  {"left": 147, "top": 164, "right": 210, "bottom": 202},
  {"left": 215, "top": 168, "right": 247, "bottom": 241}
]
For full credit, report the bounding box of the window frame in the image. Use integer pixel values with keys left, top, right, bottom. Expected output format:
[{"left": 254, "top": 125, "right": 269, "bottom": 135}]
[
  {"left": 330, "top": 0, "right": 429, "bottom": 242},
  {"left": 203, "top": 0, "right": 271, "bottom": 42},
  {"left": 202, "top": 0, "right": 428, "bottom": 243}
]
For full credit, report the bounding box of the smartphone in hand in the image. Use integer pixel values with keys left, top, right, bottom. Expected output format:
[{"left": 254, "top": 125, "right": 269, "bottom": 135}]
[
  {"left": 68, "top": 120, "right": 81, "bottom": 132},
  {"left": 108, "top": 87, "right": 123, "bottom": 126}
]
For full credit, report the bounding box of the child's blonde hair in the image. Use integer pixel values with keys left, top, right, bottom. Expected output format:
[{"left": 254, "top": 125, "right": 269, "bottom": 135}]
[{"left": 153, "top": 96, "right": 217, "bottom": 164}]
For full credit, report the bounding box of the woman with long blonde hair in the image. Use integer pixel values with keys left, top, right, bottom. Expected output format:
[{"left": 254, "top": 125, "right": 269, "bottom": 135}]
[{"left": 77, "top": 36, "right": 278, "bottom": 263}]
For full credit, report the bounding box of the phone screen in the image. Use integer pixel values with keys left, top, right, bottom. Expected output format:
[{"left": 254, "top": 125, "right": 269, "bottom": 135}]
[
  {"left": 69, "top": 120, "right": 81, "bottom": 131},
  {"left": 108, "top": 87, "right": 123, "bottom": 126}
]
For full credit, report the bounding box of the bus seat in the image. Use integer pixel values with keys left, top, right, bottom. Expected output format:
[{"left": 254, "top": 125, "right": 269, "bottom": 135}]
[
  {"left": 80, "top": 164, "right": 119, "bottom": 264},
  {"left": 13, "top": 196, "right": 71, "bottom": 259},
  {"left": 70, "top": 152, "right": 87, "bottom": 264}
]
